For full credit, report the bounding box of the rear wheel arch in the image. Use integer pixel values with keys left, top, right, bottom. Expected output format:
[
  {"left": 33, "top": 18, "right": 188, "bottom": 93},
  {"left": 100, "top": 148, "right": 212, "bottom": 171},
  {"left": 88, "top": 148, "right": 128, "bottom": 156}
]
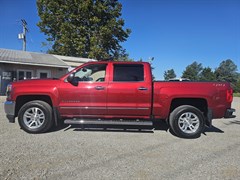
[
  {"left": 170, "top": 98, "right": 208, "bottom": 117},
  {"left": 169, "top": 105, "right": 205, "bottom": 138}
]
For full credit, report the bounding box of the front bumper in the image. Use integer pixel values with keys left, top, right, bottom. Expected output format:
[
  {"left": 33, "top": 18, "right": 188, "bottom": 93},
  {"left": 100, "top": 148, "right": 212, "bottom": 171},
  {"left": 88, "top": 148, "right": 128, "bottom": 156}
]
[
  {"left": 224, "top": 108, "right": 236, "bottom": 118},
  {"left": 4, "top": 101, "right": 16, "bottom": 123}
]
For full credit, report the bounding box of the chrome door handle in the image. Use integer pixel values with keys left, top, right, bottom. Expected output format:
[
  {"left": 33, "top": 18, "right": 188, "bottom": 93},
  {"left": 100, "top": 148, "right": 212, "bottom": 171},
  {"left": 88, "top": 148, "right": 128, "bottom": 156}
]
[
  {"left": 138, "top": 87, "right": 148, "bottom": 91},
  {"left": 95, "top": 86, "right": 105, "bottom": 90}
]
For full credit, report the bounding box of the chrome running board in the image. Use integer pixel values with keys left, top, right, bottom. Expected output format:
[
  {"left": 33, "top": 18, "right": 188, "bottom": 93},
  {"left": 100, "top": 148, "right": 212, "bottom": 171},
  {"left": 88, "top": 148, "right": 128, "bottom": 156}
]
[{"left": 64, "top": 119, "right": 153, "bottom": 126}]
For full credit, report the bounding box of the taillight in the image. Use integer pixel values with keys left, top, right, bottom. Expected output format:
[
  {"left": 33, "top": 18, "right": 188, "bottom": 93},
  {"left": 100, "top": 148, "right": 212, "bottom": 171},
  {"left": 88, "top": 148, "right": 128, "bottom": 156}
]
[{"left": 226, "top": 89, "right": 233, "bottom": 103}]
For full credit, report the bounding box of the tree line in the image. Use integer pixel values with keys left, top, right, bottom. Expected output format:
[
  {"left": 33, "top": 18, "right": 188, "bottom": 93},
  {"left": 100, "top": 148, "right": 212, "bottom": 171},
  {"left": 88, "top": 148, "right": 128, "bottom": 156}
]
[{"left": 164, "top": 59, "right": 240, "bottom": 93}]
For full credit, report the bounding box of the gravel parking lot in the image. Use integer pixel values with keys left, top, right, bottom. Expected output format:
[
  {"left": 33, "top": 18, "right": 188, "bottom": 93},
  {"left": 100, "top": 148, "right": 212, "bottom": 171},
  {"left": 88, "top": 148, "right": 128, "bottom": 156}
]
[{"left": 0, "top": 96, "right": 239, "bottom": 180}]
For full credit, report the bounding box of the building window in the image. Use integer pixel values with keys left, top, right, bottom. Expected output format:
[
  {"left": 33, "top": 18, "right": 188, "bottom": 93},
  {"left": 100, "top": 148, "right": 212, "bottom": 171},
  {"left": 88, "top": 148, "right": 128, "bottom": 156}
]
[
  {"left": 40, "top": 72, "right": 48, "bottom": 79},
  {"left": 17, "top": 70, "right": 33, "bottom": 80},
  {"left": 37, "top": 70, "right": 51, "bottom": 79},
  {"left": 26, "top": 71, "right": 32, "bottom": 79}
]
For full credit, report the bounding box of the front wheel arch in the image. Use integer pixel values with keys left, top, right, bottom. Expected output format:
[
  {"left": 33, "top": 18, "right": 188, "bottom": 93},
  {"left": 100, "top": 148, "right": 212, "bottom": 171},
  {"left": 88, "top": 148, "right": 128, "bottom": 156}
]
[{"left": 18, "top": 100, "right": 54, "bottom": 133}]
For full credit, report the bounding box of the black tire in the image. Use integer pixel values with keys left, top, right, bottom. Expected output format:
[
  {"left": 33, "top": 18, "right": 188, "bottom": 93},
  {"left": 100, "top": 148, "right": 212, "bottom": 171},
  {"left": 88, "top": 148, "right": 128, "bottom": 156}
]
[
  {"left": 169, "top": 105, "right": 205, "bottom": 138},
  {"left": 18, "top": 100, "right": 53, "bottom": 133}
]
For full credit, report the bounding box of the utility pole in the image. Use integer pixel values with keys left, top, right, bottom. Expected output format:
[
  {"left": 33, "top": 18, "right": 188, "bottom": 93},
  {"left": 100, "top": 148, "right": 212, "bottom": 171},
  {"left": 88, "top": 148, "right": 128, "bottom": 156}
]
[{"left": 18, "top": 19, "right": 28, "bottom": 51}]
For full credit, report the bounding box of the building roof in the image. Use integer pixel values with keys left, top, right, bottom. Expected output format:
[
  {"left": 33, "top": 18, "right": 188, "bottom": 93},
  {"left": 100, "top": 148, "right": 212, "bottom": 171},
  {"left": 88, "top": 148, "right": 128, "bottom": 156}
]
[
  {"left": 53, "top": 54, "right": 95, "bottom": 67},
  {"left": 0, "top": 48, "right": 95, "bottom": 68}
]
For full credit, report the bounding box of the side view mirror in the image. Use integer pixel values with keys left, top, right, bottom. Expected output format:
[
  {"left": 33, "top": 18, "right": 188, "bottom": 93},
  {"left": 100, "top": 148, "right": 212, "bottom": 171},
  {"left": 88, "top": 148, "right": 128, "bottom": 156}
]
[
  {"left": 67, "top": 73, "right": 74, "bottom": 83},
  {"left": 82, "top": 68, "right": 87, "bottom": 72},
  {"left": 67, "top": 74, "right": 78, "bottom": 86}
]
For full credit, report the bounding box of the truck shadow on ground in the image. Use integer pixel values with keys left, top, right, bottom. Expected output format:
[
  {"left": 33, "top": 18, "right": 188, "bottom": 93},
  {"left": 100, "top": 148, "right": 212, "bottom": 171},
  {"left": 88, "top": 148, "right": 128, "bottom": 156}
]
[
  {"left": 52, "top": 120, "right": 169, "bottom": 134},
  {"left": 51, "top": 120, "right": 225, "bottom": 137},
  {"left": 203, "top": 126, "right": 224, "bottom": 134},
  {"left": 224, "top": 119, "right": 240, "bottom": 125},
  {"left": 70, "top": 124, "right": 155, "bottom": 133}
]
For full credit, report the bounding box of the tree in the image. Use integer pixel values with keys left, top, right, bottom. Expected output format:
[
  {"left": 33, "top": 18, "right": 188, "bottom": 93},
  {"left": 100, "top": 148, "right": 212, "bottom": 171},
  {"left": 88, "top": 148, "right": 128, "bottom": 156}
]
[
  {"left": 215, "top": 59, "right": 239, "bottom": 92},
  {"left": 215, "top": 59, "right": 238, "bottom": 82},
  {"left": 235, "top": 77, "right": 240, "bottom": 93},
  {"left": 182, "top": 61, "right": 203, "bottom": 81},
  {"left": 199, "top": 67, "right": 215, "bottom": 81},
  {"left": 164, "top": 69, "right": 176, "bottom": 80},
  {"left": 37, "top": 0, "right": 131, "bottom": 60}
]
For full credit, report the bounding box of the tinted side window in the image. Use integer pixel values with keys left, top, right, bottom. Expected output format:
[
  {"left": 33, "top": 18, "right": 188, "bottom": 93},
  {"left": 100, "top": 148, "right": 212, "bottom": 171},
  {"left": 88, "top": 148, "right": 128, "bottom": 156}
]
[{"left": 113, "top": 64, "right": 144, "bottom": 82}]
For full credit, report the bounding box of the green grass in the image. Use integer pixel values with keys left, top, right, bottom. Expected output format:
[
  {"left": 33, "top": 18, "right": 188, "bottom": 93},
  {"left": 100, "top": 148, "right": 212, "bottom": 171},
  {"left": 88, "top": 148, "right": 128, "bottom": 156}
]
[{"left": 234, "top": 93, "right": 240, "bottom": 97}]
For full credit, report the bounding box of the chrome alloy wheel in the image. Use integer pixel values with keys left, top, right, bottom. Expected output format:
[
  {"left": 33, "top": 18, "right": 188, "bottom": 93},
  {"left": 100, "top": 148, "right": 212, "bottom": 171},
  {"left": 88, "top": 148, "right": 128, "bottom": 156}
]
[
  {"left": 23, "top": 107, "right": 45, "bottom": 129},
  {"left": 178, "top": 112, "right": 200, "bottom": 134}
]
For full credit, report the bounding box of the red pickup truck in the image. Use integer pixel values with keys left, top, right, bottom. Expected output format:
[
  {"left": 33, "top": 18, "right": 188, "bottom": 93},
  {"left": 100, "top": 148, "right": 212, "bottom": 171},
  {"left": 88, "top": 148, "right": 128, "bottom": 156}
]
[{"left": 4, "top": 61, "right": 235, "bottom": 138}]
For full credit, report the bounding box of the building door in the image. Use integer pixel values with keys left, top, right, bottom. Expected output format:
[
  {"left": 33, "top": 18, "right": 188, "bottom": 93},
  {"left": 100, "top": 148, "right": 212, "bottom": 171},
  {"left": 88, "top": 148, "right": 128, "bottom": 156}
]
[
  {"left": 37, "top": 70, "right": 51, "bottom": 79},
  {"left": 1, "top": 71, "right": 13, "bottom": 95}
]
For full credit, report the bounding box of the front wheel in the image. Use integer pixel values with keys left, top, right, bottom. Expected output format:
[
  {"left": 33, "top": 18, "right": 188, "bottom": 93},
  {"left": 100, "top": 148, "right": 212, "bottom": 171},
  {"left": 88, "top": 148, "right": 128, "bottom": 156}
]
[
  {"left": 18, "top": 100, "right": 53, "bottom": 133},
  {"left": 169, "top": 105, "right": 205, "bottom": 138}
]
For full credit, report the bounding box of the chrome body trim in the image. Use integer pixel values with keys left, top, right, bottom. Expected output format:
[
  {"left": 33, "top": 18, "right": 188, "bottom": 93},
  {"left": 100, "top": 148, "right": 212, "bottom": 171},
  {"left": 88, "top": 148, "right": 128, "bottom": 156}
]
[
  {"left": 60, "top": 107, "right": 149, "bottom": 110},
  {"left": 64, "top": 119, "right": 153, "bottom": 126}
]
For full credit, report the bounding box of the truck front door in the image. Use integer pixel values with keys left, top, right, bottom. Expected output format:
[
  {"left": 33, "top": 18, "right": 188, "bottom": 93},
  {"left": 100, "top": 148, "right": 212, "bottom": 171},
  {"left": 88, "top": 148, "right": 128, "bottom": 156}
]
[{"left": 58, "top": 63, "right": 108, "bottom": 117}]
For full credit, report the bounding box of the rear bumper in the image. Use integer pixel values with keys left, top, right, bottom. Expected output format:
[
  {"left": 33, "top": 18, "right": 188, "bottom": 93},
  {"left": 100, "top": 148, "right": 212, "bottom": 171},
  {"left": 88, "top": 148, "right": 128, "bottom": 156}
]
[
  {"left": 4, "top": 101, "right": 16, "bottom": 123},
  {"left": 206, "top": 108, "right": 236, "bottom": 127},
  {"left": 224, "top": 108, "right": 236, "bottom": 118}
]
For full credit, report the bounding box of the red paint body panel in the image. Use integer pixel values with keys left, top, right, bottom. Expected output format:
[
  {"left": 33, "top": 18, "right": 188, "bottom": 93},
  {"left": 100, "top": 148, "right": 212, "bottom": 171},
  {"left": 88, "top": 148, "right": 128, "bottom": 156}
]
[
  {"left": 8, "top": 61, "right": 233, "bottom": 121},
  {"left": 152, "top": 82, "right": 232, "bottom": 119},
  {"left": 58, "top": 81, "right": 108, "bottom": 116}
]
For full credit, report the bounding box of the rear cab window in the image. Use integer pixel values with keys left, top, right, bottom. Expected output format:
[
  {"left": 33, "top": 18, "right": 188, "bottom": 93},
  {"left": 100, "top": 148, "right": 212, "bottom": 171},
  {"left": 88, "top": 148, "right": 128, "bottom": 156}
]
[{"left": 113, "top": 64, "right": 144, "bottom": 82}]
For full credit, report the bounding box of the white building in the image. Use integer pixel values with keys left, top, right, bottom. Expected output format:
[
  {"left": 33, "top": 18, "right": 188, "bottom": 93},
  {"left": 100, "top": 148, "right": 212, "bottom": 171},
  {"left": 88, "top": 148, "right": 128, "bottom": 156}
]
[{"left": 0, "top": 48, "right": 95, "bottom": 95}]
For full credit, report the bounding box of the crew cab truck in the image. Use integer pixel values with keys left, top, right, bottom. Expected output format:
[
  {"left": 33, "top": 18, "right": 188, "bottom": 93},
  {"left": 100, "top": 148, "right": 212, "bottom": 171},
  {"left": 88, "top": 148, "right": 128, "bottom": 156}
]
[{"left": 4, "top": 61, "right": 235, "bottom": 138}]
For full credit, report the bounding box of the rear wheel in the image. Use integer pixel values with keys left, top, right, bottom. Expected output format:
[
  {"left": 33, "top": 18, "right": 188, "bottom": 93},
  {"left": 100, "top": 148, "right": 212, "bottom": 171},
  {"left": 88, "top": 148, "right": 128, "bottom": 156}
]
[
  {"left": 169, "top": 105, "right": 205, "bottom": 138},
  {"left": 18, "top": 100, "right": 53, "bottom": 133}
]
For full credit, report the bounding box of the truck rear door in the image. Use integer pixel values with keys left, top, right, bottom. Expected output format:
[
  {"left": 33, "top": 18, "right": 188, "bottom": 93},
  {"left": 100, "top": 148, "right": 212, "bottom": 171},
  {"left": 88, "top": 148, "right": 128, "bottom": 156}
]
[{"left": 107, "top": 63, "right": 152, "bottom": 117}]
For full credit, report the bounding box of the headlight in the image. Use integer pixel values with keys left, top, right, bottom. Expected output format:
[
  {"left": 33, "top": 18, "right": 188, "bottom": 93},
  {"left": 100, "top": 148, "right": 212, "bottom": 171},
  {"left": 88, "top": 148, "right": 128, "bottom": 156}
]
[{"left": 6, "top": 84, "right": 12, "bottom": 100}]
